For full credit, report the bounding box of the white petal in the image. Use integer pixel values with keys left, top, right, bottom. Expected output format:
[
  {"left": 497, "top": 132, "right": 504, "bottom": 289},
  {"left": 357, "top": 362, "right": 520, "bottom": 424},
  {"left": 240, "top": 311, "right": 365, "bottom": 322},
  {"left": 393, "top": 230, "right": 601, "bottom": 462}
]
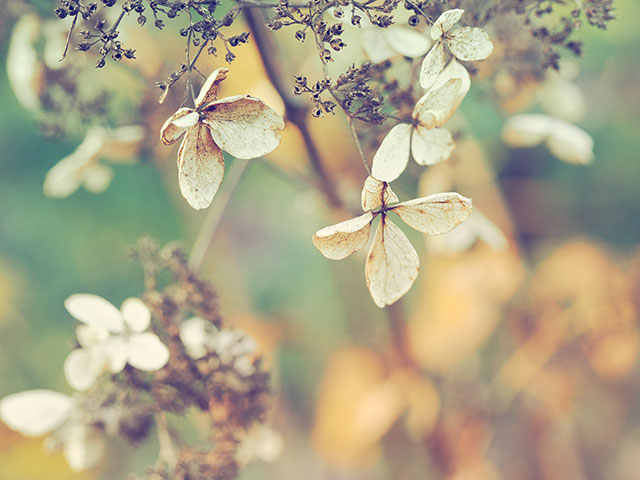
[
  {"left": 361, "top": 28, "right": 396, "bottom": 63},
  {"left": 419, "top": 40, "right": 446, "bottom": 90},
  {"left": 64, "top": 349, "right": 102, "bottom": 391},
  {"left": 62, "top": 423, "right": 104, "bottom": 471},
  {"left": 81, "top": 164, "right": 113, "bottom": 193},
  {"left": 121, "top": 297, "right": 151, "bottom": 333},
  {"left": 390, "top": 192, "right": 472, "bottom": 234},
  {"left": 195, "top": 67, "right": 229, "bottom": 107},
  {"left": 177, "top": 123, "right": 225, "bottom": 210},
  {"left": 371, "top": 123, "right": 412, "bottom": 182},
  {"left": 204, "top": 95, "right": 285, "bottom": 159},
  {"left": 127, "top": 332, "right": 170, "bottom": 371},
  {"left": 0, "top": 390, "right": 72, "bottom": 436},
  {"left": 64, "top": 294, "right": 124, "bottom": 333},
  {"left": 447, "top": 27, "right": 494, "bottom": 61},
  {"left": 313, "top": 212, "right": 374, "bottom": 260},
  {"left": 546, "top": 120, "right": 594, "bottom": 165},
  {"left": 76, "top": 324, "right": 109, "bottom": 348},
  {"left": 104, "top": 337, "right": 128, "bottom": 374},
  {"left": 179, "top": 317, "right": 208, "bottom": 359},
  {"left": 431, "top": 9, "right": 464, "bottom": 39},
  {"left": 365, "top": 218, "right": 420, "bottom": 308},
  {"left": 423, "top": 59, "right": 471, "bottom": 126},
  {"left": 540, "top": 80, "right": 586, "bottom": 123},
  {"left": 160, "top": 107, "right": 197, "bottom": 145},
  {"left": 7, "top": 14, "right": 41, "bottom": 111},
  {"left": 413, "top": 78, "right": 462, "bottom": 128},
  {"left": 43, "top": 154, "right": 86, "bottom": 198},
  {"left": 384, "top": 27, "right": 431, "bottom": 58},
  {"left": 501, "top": 114, "right": 552, "bottom": 147},
  {"left": 411, "top": 127, "right": 455, "bottom": 166},
  {"left": 361, "top": 176, "right": 399, "bottom": 212}
]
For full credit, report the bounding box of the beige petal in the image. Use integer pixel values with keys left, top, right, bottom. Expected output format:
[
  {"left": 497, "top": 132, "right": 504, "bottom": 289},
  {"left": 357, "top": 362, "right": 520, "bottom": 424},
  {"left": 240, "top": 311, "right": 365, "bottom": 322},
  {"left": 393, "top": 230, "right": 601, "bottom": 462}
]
[
  {"left": 43, "top": 153, "right": 86, "bottom": 198},
  {"left": 361, "top": 27, "right": 396, "bottom": 63},
  {"left": 195, "top": 67, "right": 229, "bottom": 107},
  {"left": 160, "top": 107, "right": 197, "bottom": 145},
  {"left": 365, "top": 218, "right": 420, "bottom": 308},
  {"left": 419, "top": 40, "right": 446, "bottom": 90},
  {"left": 501, "top": 114, "right": 552, "bottom": 147},
  {"left": 390, "top": 192, "right": 472, "bottom": 234},
  {"left": 361, "top": 176, "right": 399, "bottom": 212},
  {"left": 546, "top": 120, "right": 594, "bottom": 165},
  {"left": 313, "top": 212, "right": 374, "bottom": 260},
  {"left": 177, "top": 124, "right": 225, "bottom": 210},
  {"left": 413, "top": 78, "right": 462, "bottom": 127},
  {"left": 431, "top": 9, "right": 464, "bottom": 39},
  {"left": 371, "top": 123, "right": 412, "bottom": 183},
  {"left": 204, "top": 95, "right": 285, "bottom": 159},
  {"left": 411, "top": 126, "right": 455, "bottom": 166},
  {"left": 100, "top": 125, "right": 145, "bottom": 162},
  {"left": 384, "top": 26, "right": 431, "bottom": 58},
  {"left": 82, "top": 163, "right": 113, "bottom": 193},
  {"left": 447, "top": 27, "right": 494, "bottom": 61},
  {"left": 423, "top": 59, "right": 471, "bottom": 126}
]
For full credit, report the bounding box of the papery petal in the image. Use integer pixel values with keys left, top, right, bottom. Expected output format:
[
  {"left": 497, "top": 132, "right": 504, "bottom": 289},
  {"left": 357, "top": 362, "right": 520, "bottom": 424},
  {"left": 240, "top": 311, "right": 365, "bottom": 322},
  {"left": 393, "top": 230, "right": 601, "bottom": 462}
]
[
  {"left": 546, "top": 120, "right": 594, "bottom": 165},
  {"left": 419, "top": 40, "right": 446, "bottom": 90},
  {"left": 104, "top": 337, "right": 128, "bottom": 373},
  {"left": 423, "top": 59, "right": 471, "bottom": 126},
  {"left": 361, "top": 28, "right": 396, "bottom": 63},
  {"left": 431, "top": 9, "right": 464, "bottom": 39},
  {"left": 100, "top": 125, "right": 145, "bottom": 162},
  {"left": 313, "top": 212, "right": 374, "bottom": 260},
  {"left": 371, "top": 123, "right": 412, "bottom": 182},
  {"left": 0, "top": 390, "right": 73, "bottom": 437},
  {"left": 195, "top": 68, "right": 229, "bottom": 107},
  {"left": 160, "top": 108, "right": 197, "bottom": 145},
  {"left": 204, "top": 95, "right": 285, "bottom": 159},
  {"left": 430, "top": 209, "right": 507, "bottom": 253},
  {"left": 82, "top": 164, "right": 113, "bottom": 193},
  {"left": 501, "top": 114, "right": 552, "bottom": 147},
  {"left": 447, "top": 27, "right": 494, "bottom": 61},
  {"left": 177, "top": 123, "right": 225, "bottom": 210},
  {"left": 64, "top": 294, "right": 124, "bottom": 333},
  {"left": 179, "top": 317, "right": 208, "bottom": 359},
  {"left": 121, "top": 297, "right": 151, "bottom": 333},
  {"left": 365, "top": 218, "right": 420, "bottom": 308},
  {"left": 361, "top": 176, "right": 399, "bottom": 212},
  {"left": 384, "top": 27, "right": 431, "bottom": 58},
  {"left": 413, "top": 78, "right": 462, "bottom": 128},
  {"left": 62, "top": 423, "right": 104, "bottom": 471},
  {"left": 127, "top": 333, "right": 170, "bottom": 371},
  {"left": 64, "top": 349, "right": 102, "bottom": 391},
  {"left": 43, "top": 153, "right": 86, "bottom": 198},
  {"left": 390, "top": 192, "right": 472, "bottom": 234},
  {"left": 411, "top": 126, "right": 455, "bottom": 166}
]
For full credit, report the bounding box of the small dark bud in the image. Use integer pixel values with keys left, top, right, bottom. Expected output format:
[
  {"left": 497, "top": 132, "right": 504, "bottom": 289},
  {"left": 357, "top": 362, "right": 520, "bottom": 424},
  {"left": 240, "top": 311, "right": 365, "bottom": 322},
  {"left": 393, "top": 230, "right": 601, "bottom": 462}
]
[
  {"left": 96, "top": 58, "right": 106, "bottom": 68},
  {"left": 293, "top": 85, "right": 303, "bottom": 95},
  {"left": 68, "top": 4, "right": 79, "bottom": 15},
  {"left": 408, "top": 14, "right": 420, "bottom": 26},
  {"left": 112, "top": 51, "right": 123, "bottom": 61},
  {"left": 295, "top": 30, "right": 306, "bottom": 41},
  {"left": 155, "top": 19, "right": 164, "bottom": 29},
  {"left": 102, "top": 0, "right": 116, "bottom": 6},
  {"left": 222, "top": 12, "right": 235, "bottom": 26},
  {"left": 351, "top": 15, "right": 361, "bottom": 27},
  {"left": 88, "top": 3, "right": 98, "bottom": 14},
  {"left": 96, "top": 19, "right": 107, "bottom": 30},
  {"left": 135, "top": 4, "right": 144, "bottom": 13},
  {"left": 55, "top": 7, "right": 68, "bottom": 19},
  {"left": 208, "top": 46, "right": 217, "bottom": 55},
  {"left": 268, "top": 20, "right": 283, "bottom": 31},
  {"left": 225, "top": 51, "right": 236, "bottom": 63},
  {"left": 312, "top": 107, "right": 324, "bottom": 118},
  {"left": 76, "top": 42, "right": 92, "bottom": 51},
  {"left": 180, "top": 28, "right": 189, "bottom": 37},
  {"left": 330, "top": 23, "right": 343, "bottom": 35},
  {"left": 229, "top": 36, "right": 239, "bottom": 47},
  {"left": 137, "top": 15, "right": 146, "bottom": 26},
  {"left": 333, "top": 7, "right": 344, "bottom": 18},
  {"left": 294, "top": 75, "right": 307, "bottom": 86},
  {"left": 167, "top": 9, "right": 177, "bottom": 18},
  {"left": 124, "top": 49, "right": 136, "bottom": 59}
]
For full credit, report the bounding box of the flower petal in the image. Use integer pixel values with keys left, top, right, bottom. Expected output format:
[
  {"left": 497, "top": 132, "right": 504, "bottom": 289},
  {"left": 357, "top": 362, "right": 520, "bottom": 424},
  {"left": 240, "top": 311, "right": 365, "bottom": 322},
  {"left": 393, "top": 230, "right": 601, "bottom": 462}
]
[
  {"left": 501, "top": 114, "right": 552, "bottom": 147},
  {"left": 423, "top": 59, "right": 471, "bottom": 125},
  {"left": 419, "top": 40, "right": 446, "bottom": 90},
  {"left": 361, "top": 27, "right": 396, "bottom": 63},
  {"left": 160, "top": 107, "right": 197, "bottom": 145},
  {"left": 431, "top": 9, "right": 464, "bottom": 39},
  {"left": 411, "top": 126, "right": 455, "bottom": 166},
  {"left": 361, "top": 176, "right": 399, "bottom": 212},
  {"left": 76, "top": 324, "right": 109, "bottom": 348},
  {"left": 371, "top": 123, "right": 412, "bottom": 183},
  {"left": 64, "top": 349, "right": 103, "bottom": 391},
  {"left": 204, "top": 95, "right": 284, "bottom": 159},
  {"left": 104, "top": 337, "right": 128, "bottom": 374},
  {"left": 384, "top": 26, "right": 431, "bottom": 58},
  {"left": 127, "top": 332, "right": 170, "bottom": 371},
  {"left": 390, "top": 192, "right": 472, "bottom": 234},
  {"left": 64, "top": 294, "right": 124, "bottom": 333},
  {"left": 100, "top": 125, "right": 145, "bottom": 163},
  {"left": 447, "top": 27, "right": 494, "bottom": 61},
  {"left": 546, "top": 120, "right": 594, "bottom": 165},
  {"left": 177, "top": 123, "right": 225, "bottom": 210},
  {"left": 81, "top": 164, "right": 113, "bottom": 193},
  {"left": 179, "top": 317, "right": 209, "bottom": 359},
  {"left": 413, "top": 78, "right": 463, "bottom": 128},
  {"left": 43, "top": 153, "right": 87, "bottom": 198},
  {"left": 195, "top": 68, "right": 229, "bottom": 108},
  {"left": 61, "top": 423, "right": 104, "bottom": 471},
  {"left": 0, "top": 390, "right": 73, "bottom": 436},
  {"left": 313, "top": 212, "right": 374, "bottom": 260},
  {"left": 365, "top": 218, "right": 420, "bottom": 308},
  {"left": 121, "top": 297, "right": 151, "bottom": 333}
]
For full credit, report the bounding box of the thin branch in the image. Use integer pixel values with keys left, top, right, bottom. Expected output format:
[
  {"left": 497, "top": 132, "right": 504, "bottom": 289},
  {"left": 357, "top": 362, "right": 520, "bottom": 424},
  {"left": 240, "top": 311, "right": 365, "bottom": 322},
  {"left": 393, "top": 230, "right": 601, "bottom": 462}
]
[{"left": 60, "top": 14, "right": 78, "bottom": 61}]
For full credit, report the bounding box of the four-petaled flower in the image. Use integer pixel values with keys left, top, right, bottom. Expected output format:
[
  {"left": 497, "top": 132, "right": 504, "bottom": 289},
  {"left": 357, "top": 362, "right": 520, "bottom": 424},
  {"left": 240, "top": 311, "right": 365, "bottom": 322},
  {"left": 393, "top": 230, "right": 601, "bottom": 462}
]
[
  {"left": 64, "top": 294, "right": 170, "bottom": 391},
  {"left": 372, "top": 60, "right": 470, "bottom": 182},
  {"left": 420, "top": 9, "right": 493, "bottom": 90},
  {"left": 313, "top": 177, "right": 472, "bottom": 307},
  {"left": 161, "top": 68, "right": 285, "bottom": 209}
]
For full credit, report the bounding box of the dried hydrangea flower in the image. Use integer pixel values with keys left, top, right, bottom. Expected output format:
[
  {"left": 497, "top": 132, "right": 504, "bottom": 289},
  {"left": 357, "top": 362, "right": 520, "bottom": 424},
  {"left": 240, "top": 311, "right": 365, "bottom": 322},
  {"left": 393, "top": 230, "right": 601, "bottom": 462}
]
[
  {"left": 64, "top": 294, "right": 170, "bottom": 391},
  {"left": 372, "top": 60, "right": 470, "bottom": 182},
  {"left": 0, "top": 390, "right": 105, "bottom": 471},
  {"left": 161, "top": 68, "right": 285, "bottom": 210},
  {"left": 420, "top": 9, "right": 493, "bottom": 90},
  {"left": 313, "top": 177, "right": 472, "bottom": 307},
  {"left": 501, "top": 114, "right": 594, "bottom": 165},
  {"left": 428, "top": 209, "right": 508, "bottom": 254},
  {"left": 43, "top": 125, "right": 145, "bottom": 198},
  {"left": 362, "top": 25, "right": 431, "bottom": 63}
]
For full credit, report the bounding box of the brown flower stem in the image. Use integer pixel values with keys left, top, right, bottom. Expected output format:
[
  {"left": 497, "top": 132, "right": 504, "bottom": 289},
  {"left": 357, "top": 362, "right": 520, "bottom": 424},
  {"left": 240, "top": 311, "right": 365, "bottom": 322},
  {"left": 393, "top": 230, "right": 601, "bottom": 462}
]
[
  {"left": 243, "top": 8, "right": 344, "bottom": 210},
  {"left": 189, "top": 159, "right": 250, "bottom": 272}
]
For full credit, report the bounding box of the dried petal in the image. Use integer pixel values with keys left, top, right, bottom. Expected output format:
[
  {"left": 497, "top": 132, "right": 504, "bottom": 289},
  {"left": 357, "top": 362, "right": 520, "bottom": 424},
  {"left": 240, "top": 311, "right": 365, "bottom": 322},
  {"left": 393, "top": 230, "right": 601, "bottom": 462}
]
[
  {"left": 384, "top": 27, "right": 430, "bottom": 58},
  {"left": 361, "top": 27, "right": 396, "bottom": 63},
  {"left": 413, "top": 78, "right": 462, "bottom": 127},
  {"left": 390, "top": 192, "right": 472, "bottom": 234},
  {"left": 64, "top": 294, "right": 125, "bottom": 333},
  {"left": 419, "top": 40, "right": 446, "bottom": 90},
  {"left": 361, "top": 176, "right": 399, "bottom": 212},
  {"left": 160, "top": 107, "right": 197, "bottom": 145},
  {"left": 313, "top": 212, "right": 374, "bottom": 260},
  {"left": 501, "top": 114, "right": 551, "bottom": 147},
  {"left": 204, "top": 95, "right": 284, "bottom": 159},
  {"left": 0, "top": 390, "right": 73, "bottom": 437},
  {"left": 177, "top": 123, "right": 225, "bottom": 210},
  {"left": 365, "top": 218, "right": 420, "bottom": 308},
  {"left": 127, "top": 332, "right": 170, "bottom": 371},
  {"left": 447, "top": 27, "right": 494, "bottom": 61},
  {"left": 195, "top": 67, "right": 229, "bottom": 107},
  {"left": 424, "top": 59, "right": 471, "bottom": 125},
  {"left": 82, "top": 164, "right": 113, "bottom": 193},
  {"left": 100, "top": 125, "right": 145, "bottom": 162},
  {"left": 431, "top": 9, "right": 464, "bottom": 40},
  {"left": 546, "top": 120, "right": 594, "bottom": 164},
  {"left": 371, "top": 123, "right": 412, "bottom": 182},
  {"left": 411, "top": 127, "right": 455, "bottom": 166},
  {"left": 43, "top": 153, "right": 86, "bottom": 198}
]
